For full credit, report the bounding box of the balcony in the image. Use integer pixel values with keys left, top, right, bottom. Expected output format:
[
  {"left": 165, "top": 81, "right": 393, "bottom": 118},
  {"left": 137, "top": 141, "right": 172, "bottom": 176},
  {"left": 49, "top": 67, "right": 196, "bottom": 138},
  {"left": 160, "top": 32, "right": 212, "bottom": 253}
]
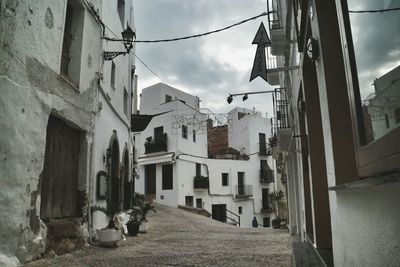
[
  {"left": 235, "top": 185, "right": 253, "bottom": 198},
  {"left": 266, "top": 52, "right": 280, "bottom": 85},
  {"left": 144, "top": 133, "right": 168, "bottom": 154},
  {"left": 259, "top": 143, "right": 272, "bottom": 156},
  {"left": 272, "top": 88, "right": 292, "bottom": 155},
  {"left": 261, "top": 205, "right": 274, "bottom": 213},
  {"left": 260, "top": 170, "right": 274, "bottom": 183},
  {"left": 267, "top": 0, "right": 287, "bottom": 56},
  {"left": 194, "top": 176, "right": 209, "bottom": 189}
]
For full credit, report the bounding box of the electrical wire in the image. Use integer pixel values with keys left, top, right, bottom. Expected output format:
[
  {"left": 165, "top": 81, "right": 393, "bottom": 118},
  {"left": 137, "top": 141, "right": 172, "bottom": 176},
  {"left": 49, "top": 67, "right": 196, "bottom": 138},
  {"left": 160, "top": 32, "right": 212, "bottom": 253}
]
[
  {"left": 102, "top": 21, "right": 166, "bottom": 83},
  {"left": 349, "top": 7, "right": 400, "bottom": 13},
  {"left": 134, "top": 11, "right": 270, "bottom": 43}
]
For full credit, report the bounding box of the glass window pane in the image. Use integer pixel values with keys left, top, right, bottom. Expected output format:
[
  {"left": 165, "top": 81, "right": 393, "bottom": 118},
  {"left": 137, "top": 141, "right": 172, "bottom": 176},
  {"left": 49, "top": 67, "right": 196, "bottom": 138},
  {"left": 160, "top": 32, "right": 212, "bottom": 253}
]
[{"left": 347, "top": 0, "right": 400, "bottom": 144}]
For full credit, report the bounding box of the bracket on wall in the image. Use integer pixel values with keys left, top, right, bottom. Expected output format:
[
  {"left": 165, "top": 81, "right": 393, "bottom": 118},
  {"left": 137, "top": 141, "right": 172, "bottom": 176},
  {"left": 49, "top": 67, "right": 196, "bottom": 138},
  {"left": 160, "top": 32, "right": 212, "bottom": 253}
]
[{"left": 103, "top": 51, "right": 128, "bottom": 61}]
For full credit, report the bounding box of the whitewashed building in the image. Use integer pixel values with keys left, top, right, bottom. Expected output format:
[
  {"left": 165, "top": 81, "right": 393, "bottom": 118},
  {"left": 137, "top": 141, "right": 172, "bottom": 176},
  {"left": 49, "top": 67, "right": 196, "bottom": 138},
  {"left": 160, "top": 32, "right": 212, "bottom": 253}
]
[
  {"left": 0, "top": 0, "right": 136, "bottom": 264},
  {"left": 265, "top": 0, "right": 400, "bottom": 266},
  {"left": 134, "top": 83, "right": 283, "bottom": 228}
]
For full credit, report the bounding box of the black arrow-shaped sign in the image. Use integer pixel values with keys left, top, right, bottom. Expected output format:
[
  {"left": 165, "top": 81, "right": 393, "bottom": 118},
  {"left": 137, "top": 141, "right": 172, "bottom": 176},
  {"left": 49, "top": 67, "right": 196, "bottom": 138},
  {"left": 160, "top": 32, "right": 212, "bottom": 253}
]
[{"left": 250, "top": 22, "right": 271, "bottom": 82}]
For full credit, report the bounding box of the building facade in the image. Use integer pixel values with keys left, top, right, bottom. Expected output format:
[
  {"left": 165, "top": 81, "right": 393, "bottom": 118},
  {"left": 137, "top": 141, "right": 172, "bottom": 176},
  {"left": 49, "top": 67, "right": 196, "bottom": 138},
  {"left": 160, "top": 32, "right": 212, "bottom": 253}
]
[
  {"left": 266, "top": 0, "right": 400, "bottom": 266},
  {"left": 134, "top": 83, "right": 284, "bottom": 228},
  {"left": 0, "top": 0, "right": 135, "bottom": 264}
]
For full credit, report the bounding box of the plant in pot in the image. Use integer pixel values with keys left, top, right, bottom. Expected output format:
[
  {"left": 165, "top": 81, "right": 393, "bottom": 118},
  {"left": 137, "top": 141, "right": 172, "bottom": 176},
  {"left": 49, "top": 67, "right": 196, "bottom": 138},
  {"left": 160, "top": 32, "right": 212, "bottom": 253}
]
[
  {"left": 126, "top": 206, "right": 142, "bottom": 236},
  {"left": 126, "top": 193, "right": 155, "bottom": 235},
  {"left": 139, "top": 200, "right": 156, "bottom": 233},
  {"left": 268, "top": 190, "right": 284, "bottom": 229},
  {"left": 91, "top": 203, "right": 122, "bottom": 247}
]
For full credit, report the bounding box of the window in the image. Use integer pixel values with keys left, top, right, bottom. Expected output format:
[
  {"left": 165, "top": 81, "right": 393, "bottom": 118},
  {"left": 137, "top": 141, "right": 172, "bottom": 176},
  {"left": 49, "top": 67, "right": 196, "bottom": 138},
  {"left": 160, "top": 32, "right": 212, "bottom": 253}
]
[
  {"left": 340, "top": 0, "right": 400, "bottom": 175},
  {"left": 182, "top": 125, "right": 188, "bottom": 139},
  {"left": 196, "top": 163, "right": 201, "bottom": 177},
  {"left": 259, "top": 133, "right": 267, "bottom": 154},
  {"left": 111, "top": 61, "right": 116, "bottom": 89},
  {"left": 238, "top": 112, "right": 246, "bottom": 120},
  {"left": 165, "top": 94, "right": 172, "bottom": 103},
  {"left": 196, "top": 198, "right": 202, "bottom": 209},
  {"left": 238, "top": 206, "right": 242, "bottom": 214},
  {"left": 162, "top": 164, "right": 173, "bottom": 190},
  {"left": 185, "top": 196, "right": 193, "bottom": 207},
  {"left": 222, "top": 173, "right": 229, "bottom": 186},
  {"left": 123, "top": 87, "right": 128, "bottom": 116},
  {"left": 263, "top": 217, "right": 270, "bottom": 228},
  {"left": 154, "top": 126, "right": 164, "bottom": 139},
  {"left": 117, "top": 0, "right": 125, "bottom": 26},
  {"left": 395, "top": 108, "right": 400, "bottom": 124},
  {"left": 193, "top": 130, "right": 196, "bottom": 142},
  {"left": 60, "top": 0, "right": 84, "bottom": 87}
]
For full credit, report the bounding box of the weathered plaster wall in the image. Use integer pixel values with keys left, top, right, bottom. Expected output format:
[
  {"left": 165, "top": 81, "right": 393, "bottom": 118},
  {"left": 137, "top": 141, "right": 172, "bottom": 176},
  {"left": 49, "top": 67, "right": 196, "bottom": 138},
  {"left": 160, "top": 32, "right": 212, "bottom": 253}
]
[
  {"left": 0, "top": 0, "right": 101, "bottom": 264},
  {"left": 331, "top": 182, "right": 400, "bottom": 266}
]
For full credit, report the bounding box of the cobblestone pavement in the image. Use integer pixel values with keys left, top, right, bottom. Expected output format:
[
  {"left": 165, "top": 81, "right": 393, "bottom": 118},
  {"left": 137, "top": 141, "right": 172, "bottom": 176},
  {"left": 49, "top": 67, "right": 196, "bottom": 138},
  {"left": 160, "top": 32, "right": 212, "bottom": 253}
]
[{"left": 25, "top": 204, "right": 293, "bottom": 267}]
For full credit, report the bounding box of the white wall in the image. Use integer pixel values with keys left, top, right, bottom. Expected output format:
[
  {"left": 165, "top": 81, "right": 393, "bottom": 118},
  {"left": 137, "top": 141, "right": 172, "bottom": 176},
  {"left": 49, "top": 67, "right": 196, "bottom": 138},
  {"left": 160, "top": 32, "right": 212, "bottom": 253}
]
[{"left": 330, "top": 182, "right": 400, "bottom": 266}]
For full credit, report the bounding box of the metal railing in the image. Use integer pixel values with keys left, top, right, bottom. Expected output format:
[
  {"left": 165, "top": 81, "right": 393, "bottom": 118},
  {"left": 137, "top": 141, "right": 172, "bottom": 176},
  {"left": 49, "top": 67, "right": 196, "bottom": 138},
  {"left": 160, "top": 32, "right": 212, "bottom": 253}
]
[
  {"left": 226, "top": 208, "right": 241, "bottom": 227},
  {"left": 235, "top": 185, "right": 253, "bottom": 198},
  {"left": 193, "top": 176, "right": 209, "bottom": 189},
  {"left": 260, "top": 170, "right": 274, "bottom": 183},
  {"left": 144, "top": 133, "right": 168, "bottom": 154},
  {"left": 259, "top": 143, "right": 272, "bottom": 156},
  {"left": 267, "top": 0, "right": 283, "bottom": 30}
]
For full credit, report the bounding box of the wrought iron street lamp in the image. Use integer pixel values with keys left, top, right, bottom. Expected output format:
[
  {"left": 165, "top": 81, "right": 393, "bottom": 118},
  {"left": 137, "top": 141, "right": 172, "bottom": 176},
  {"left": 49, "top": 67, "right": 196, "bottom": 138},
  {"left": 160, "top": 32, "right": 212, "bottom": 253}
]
[
  {"left": 103, "top": 25, "right": 136, "bottom": 61},
  {"left": 226, "top": 89, "right": 276, "bottom": 104}
]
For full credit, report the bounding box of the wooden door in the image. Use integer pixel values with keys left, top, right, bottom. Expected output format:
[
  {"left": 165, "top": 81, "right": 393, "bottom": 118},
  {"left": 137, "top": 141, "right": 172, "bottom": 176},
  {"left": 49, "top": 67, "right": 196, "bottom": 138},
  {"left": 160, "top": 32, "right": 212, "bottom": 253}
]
[
  {"left": 238, "top": 172, "right": 245, "bottom": 195},
  {"left": 262, "top": 188, "right": 269, "bottom": 210},
  {"left": 40, "top": 116, "right": 80, "bottom": 220},
  {"left": 212, "top": 204, "right": 226, "bottom": 223},
  {"left": 145, "top": 164, "right": 156, "bottom": 197}
]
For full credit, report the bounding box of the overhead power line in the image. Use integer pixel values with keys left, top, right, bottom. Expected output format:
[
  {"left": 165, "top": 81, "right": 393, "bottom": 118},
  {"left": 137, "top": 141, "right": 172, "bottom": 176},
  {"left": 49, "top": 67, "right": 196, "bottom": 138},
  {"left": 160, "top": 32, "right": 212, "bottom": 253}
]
[
  {"left": 103, "top": 20, "right": 165, "bottom": 82},
  {"left": 349, "top": 7, "right": 400, "bottom": 13},
  {"left": 134, "top": 11, "right": 270, "bottom": 43}
]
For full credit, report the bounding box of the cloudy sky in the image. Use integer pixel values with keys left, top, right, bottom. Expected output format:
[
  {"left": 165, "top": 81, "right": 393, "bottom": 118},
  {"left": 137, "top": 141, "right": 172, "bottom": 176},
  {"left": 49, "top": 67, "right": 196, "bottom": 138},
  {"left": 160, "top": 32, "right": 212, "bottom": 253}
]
[{"left": 133, "top": 0, "right": 276, "bottom": 117}]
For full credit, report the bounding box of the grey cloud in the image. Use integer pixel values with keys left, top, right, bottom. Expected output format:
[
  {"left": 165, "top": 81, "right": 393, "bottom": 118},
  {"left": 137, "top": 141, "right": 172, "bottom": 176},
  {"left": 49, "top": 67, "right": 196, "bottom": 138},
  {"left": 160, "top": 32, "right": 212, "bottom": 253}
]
[{"left": 133, "top": 0, "right": 270, "bottom": 114}]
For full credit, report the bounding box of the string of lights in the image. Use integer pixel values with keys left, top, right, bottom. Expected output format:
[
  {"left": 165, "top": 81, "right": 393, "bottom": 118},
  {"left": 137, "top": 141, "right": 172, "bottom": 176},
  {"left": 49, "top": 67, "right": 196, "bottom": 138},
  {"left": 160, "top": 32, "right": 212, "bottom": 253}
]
[
  {"left": 134, "top": 11, "right": 270, "bottom": 43},
  {"left": 349, "top": 7, "right": 400, "bottom": 13}
]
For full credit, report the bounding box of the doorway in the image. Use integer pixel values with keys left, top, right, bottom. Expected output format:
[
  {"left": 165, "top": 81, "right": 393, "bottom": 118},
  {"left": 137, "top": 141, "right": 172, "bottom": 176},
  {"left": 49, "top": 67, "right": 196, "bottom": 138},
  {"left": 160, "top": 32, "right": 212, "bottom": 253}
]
[
  {"left": 40, "top": 115, "right": 81, "bottom": 220},
  {"left": 123, "top": 149, "right": 131, "bottom": 210},
  {"left": 262, "top": 188, "right": 270, "bottom": 210},
  {"left": 212, "top": 204, "right": 227, "bottom": 223},
  {"left": 145, "top": 164, "right": 156, "bottom": 199},
  {"left": 110, "top": 138, "right": 120, "bottom": 213},
  {"left": 237, "top": 172, "right": 245, "bottom": 195}
]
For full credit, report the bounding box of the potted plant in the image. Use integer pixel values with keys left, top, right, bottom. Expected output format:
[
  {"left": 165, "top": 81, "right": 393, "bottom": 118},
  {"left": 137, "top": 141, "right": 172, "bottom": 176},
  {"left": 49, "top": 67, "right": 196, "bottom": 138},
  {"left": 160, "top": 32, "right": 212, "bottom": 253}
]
[
  {"left": 126, "top": 193, "right": 155, "bottom": 235},
  {"left": 139, "top": 201, "right": 156, "bottom": 233},
  {"left": 268, "top": 190, "right": 284, "bottom": 229},
  {"left": 91, "top": 204, "right": 122, "bottom": 247},
  {"left": 126, "top": 206, "right": 142, "bottom": 236}
]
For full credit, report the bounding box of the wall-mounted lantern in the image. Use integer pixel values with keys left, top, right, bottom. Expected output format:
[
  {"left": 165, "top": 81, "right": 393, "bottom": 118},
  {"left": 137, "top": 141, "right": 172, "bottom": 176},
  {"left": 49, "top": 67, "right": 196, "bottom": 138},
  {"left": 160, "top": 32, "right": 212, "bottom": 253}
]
[
  {"left": 306, "top": 37, "right": 319, "bottom": 62},
  {"left": 103, "top": 25, "right": 136, "bottom": 61}
]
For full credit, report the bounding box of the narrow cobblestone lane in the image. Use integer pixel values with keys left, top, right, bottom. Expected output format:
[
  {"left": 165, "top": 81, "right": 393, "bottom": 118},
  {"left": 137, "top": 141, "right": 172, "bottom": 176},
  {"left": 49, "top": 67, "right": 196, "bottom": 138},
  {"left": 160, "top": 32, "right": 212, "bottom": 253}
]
[{"left": 25, "top": 204, "right": 293, "bottom": 267}]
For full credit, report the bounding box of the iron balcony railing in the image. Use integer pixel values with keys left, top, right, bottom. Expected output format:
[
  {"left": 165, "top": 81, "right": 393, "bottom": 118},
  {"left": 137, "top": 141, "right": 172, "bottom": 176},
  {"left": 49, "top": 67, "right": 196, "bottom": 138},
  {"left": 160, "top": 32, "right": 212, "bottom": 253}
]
[
  {"left": 144, "top": 133, "right": 168, "bottom": 154},
  {"left": 235, "top": 185, "right": 253, "bottom": 198},
  {"left": 260, "top": 170, "right": 275, "bottom": 183},
  {"left": 267, "top": 0, "right": 283, "bottom": 30},
  {"left": 259, "top": 143, "right": 273, "bottom": 156},
  {"left": 193, "top": 176, "right": 209, "bottom": 189},
  {"left": 261, "top": 205, "right": 274, "bottom": 213}
]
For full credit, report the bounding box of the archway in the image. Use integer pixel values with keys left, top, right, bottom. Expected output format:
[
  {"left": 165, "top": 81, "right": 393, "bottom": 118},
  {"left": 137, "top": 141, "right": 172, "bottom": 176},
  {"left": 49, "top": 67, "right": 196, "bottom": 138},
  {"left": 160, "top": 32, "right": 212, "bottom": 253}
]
[{"left": 109, "top": 135, "right": 120, "bottom": 214}]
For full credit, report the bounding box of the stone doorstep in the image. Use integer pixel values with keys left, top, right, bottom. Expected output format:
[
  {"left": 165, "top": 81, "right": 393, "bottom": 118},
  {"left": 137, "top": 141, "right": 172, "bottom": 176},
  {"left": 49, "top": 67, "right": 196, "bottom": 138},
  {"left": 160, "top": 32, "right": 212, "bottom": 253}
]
[{"left": 45, "top": 219, "right": 86, "bottom": 256}]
